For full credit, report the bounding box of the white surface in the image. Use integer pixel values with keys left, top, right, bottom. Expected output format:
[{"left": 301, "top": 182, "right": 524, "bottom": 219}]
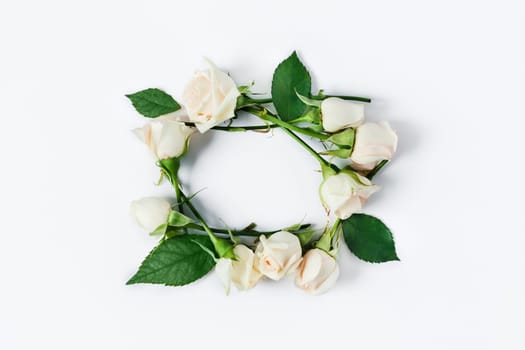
[{"left": 1, "top": 0, "right": 524, "bottom": 349}]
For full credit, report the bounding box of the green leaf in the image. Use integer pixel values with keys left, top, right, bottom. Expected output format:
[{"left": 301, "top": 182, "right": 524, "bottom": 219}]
[
  {"left": 320, "top": 148, "right": 352, "bottom": 158},
  {"left": 342, "top": 214, "right": 399, "bottom": 263},
  {"left": 271, "top": 51, "right": 312, "bottom": 121},
  {"left": 157, "top": 157, "right": 180, "bottom": 180},
  {"left": 165, "top": 227, "right": 183, "bottom": 239},
  {"left": 167, "top": 210, "right": 193, "bottom": 227},
  {"left": 288, "top": 107, "right": 321, "bottom": 125},
  {"left": 295, "top": 91, "right": 321, "bottom": 107},
  {"left": 242, "top": 222, "right": 257, "bottom": 231},
  {"left": 126, "top": 88, "right": 181, "bottom": 118},
  {"left": 326, "top": 128, "right": 355, "bottom": 148},
  {"left": 296, "top": 229, "right": 317, "bottom": 246},
  {"left": 321, "top": 164, "right": 337, "bottom": 179},
  {"left": 191, "top": 239, "right": 218, "bottom": 261},
  {"left": 212, "top": 237, "right": 235, "bottom": 259},
  {"left": 149, "top": 223, "right": 167, "bottom": 236},
  {"left": 237, "top": 82, "right": 254, "bottom": 94},
  {"left": 302, "top": 107, "right": 321, "bottom": 124},
  {"left": 127, "top": 235, "right": 215, "bottom": 286}
]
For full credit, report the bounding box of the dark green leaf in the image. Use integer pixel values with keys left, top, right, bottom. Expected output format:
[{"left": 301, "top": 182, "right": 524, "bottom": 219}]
[
  {"left": 165, "top": 227, "right": 183, "bottom": 239},
  {"left": 271, "top": 51, "right": 311, "bottom": 121},
  {"left": 127, "top": 235, "right": 215, "bottom": 286},
  {"left": 242, "top": 222, "right": 257, "bottom": 231},
  {"left": 342, "top": 214, "right": 399, "bottom": 263},
  {"left": 126, "top": 88, "right": 181, "bottom": 118}
]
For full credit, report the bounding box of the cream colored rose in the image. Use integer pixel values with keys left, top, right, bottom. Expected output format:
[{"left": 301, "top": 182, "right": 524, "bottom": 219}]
[
  {"left": 231, "top": 245, "right": 262, "bottom": 290},
  {"left": 351, "top": 121, "right": 398, "bottom": 170},
  {"left": 182, "top": 59, "right": 240, "bottom": 133},
  {"left": 254, "top": 231, "right": 302, "bottom": 280},
  {"left": 133, "top": 116, "right": 194, "bottom": 160},
  {"left": 295, "top": 248, "right": 339, "bottom": 295},
  {"left": 319, "top": 172, "right": 380, "bottom": 219},
  {"left": 321, "top": 97, "right": 364, "bottom": 133},
  {"left": 216, "top": 245, "right": 262, "bottom": 293},
  {"left": 130, "top": 197, "right": 171, "bottom": 231},
  {"left": 215, "top": 258, "right": 233, "bottom": 294}
]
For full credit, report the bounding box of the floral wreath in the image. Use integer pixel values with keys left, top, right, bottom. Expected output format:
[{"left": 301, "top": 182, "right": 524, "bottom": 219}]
[{"left": 126, "top": 51, "right": 399, "bottom": 295}]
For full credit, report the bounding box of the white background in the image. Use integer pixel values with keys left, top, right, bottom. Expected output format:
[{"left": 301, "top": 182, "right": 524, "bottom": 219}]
[{"left": 1, "top": 0, "right": 524, "bottom": 349}]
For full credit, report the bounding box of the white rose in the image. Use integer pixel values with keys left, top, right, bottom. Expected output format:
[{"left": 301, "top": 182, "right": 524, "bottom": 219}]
[
  {"left": 319, "top": 172, "right": 380, "bottom": 220},
  {"left": 215, "top": 258, "right": 233, "bottom": 294},
  {"left": 254, "top": 231, "right": 302, "bottom": 280},
  {"left": 133, "top": 116, "right": 194, "bottom": 160},
  {"left": 351, "top": 121, "right": 398, "bottom": 170},
  {"left": 231, "top": 245, "right": 262, "bottom": 290},
  {"left": 295, "top": 248, "right": 339, "bottom": 295},
  {"left": 215, "top": 245, "right": 262, "bottom": 293},
  {"left": 182, "top": 59, "right": 240, "bottom": 134},
  {"left": 130, "top": 197, "right": 171, "bottom": 231},
  {"left": 321, "top": 97, "right": 364, "bottom": 133}
]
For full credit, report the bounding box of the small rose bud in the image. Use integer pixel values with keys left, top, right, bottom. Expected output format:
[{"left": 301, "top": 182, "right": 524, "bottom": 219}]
[
  {"left": 351, "top": 121, "right": 398, "bottom": 170},
  {"left": 231, "top": 245, "right": 262, "bottom": 290},
  {"left": 254, "top": 231, "right": 302, "bottom": 280},
  {"left": 215, "top": 257, "right": 233, "bottom": 294},
  {"left": 321, "top": 97, "right": 364, "bottom": 133},
  {"left": 216, "top": 245, "right": 262, "bottom": 293},
  {"left": 182, "top": 59, "right": 241, "bottom": 133},
  {"left": 133, "top": 116, "right": 194, "bottom": 160},
  {"left": 295, "top": 248, "right": 339, "bottom": 295},
  {"left": 130, "top": 197, "right": 171, "bottom": 231},
  {"left": 319, "top": 172, "right": 380, "bottom": 220}
]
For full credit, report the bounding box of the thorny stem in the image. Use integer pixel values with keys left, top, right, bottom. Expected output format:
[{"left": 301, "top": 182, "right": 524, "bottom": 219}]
[
  {"left": 244, "top": 107, "right": 329, "bottom": 140},
  {"left": 366, "top": 160, "right": 388, "bottom": 180},
  {"left": 185, "top": 223, "right": 311, "bottom": 237}
]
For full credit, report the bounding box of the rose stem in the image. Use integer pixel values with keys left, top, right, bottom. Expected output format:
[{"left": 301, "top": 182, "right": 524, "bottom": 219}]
[
  {"left": 366, "top": 160, "right": 388, "bottom": 180},
  {"left": 243, "top": 97, "right": 273, "bottom": 104},
  {"left": 184, "top": 122, "right": 279, "bottom": 131},
  {"left": 212, "top": 124, "right": 279, "bottom": 132},
  {"left": 312, "top": 95, "right": 372, "bottom": 103},
  {"left": 185, "top": 223, "right": 311, "bottom": 237},
  {"left": 244, "top": 107, "right": 329, "bottom": 140},
  {"left": 172, "top": 187, "right": 222, "bottom": 247}
]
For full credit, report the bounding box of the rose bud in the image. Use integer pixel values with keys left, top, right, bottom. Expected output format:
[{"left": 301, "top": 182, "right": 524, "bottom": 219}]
[
  {"left": 351, "top": 121, "right": 398, "bottom": 170},
  {"left": 319, "top": 172, "right": 380, "bottom": 219},
  {"left": 295, "top": 248, "right": 339, "bottom": 295},
  {"left": 321, "top": 97, "right": 364, "bottom": 133}
]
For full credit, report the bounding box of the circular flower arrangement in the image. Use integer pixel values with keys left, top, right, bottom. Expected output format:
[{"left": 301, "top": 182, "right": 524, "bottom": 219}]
[{"left": 126, "top": 51, "right": 399, "bottom": 295}]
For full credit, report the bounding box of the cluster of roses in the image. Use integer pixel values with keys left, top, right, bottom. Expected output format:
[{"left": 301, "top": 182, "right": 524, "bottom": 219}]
[
  {"left": 131, "top": 197, "right": 337, "bottom": 294},
  {"left": 128, "top": 55, "right": 398, "bottom": 294}
]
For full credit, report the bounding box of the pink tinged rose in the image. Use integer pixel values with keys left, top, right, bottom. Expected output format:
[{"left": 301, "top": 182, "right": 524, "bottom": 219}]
[
  {"left": 182, "top": 59, "right": 240, "bottom": 133},
  {"left": 295, "top": 248, "right": 339, "bottom": 295},
  {"left": 231, "top": 245, "right": 262, "bottom": 290},
  {"left": 133, "top": 116, "right": 194, "bottom": 160},
  {"left": 254, "top": 231, "right": 302, "bottom": 280},
  {"left": 319, "top": 172, "right": 380, "bottom": 220}
]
